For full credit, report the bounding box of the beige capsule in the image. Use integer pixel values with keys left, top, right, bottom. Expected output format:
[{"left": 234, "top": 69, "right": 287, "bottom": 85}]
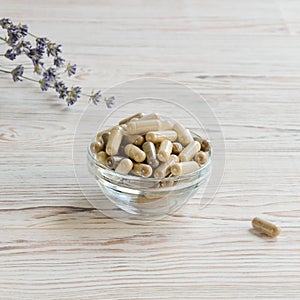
[
  {"left": 194, "top": 151, "right": 208, "bottom": 165},
  {"left": 95, "top": 151, "right": 108, "bottom": 165},
  {"left": 172, "top": 142, "right": 183, "bottom": 155},
  {"left": 115, "top": 158, "right": 133, "bottom": 175},
  {"left": 146, "top": 130, "right": 177, "bottom": 143},
  {"left": 96, "top": 128, "right": 111, "bottom": 143},
  {"left": 154, "top": 154, "right": 179, "bottom": 179},
  {"left": 118, "top": 112, "right": 144, "bottom": 125},
  {"left": 142, "top": 141, "right": 159, "bottom": 168},
  {"left": 90, "top": 141, "right": 103, "bottom": 154},
  {"left": 126, "top": 119, "right": 173, "bottom": 135},
  {"left": 101, "top": 132, "right": 111, "bottom": 146},
  {"left": 106, "top": 156, "right": 124, "bottom": 170},
  {"left": 123, "top": 134, "right": 145, "bottom": 147},
  {"left": 105, "top": 126, "right": 123, "bottom": 156},
  {"left": 124, "top": 144, "right": 146, "bottom": 162},
  {"left": 140, "top": 113, "right": 160, "bottom": 121},
  {"left": 173, "top": 122, "right": 194, "bottom": 146},
  {"left": 194, "top": 137, "right": 211, "bottom": 152},
  {"left": 178, "top": 141, "right": 201, "bottom": 162},
  {"left": 157, "top": 140, "right": 173, "bottom": 162},
  {"left": 171, "top": 161, "right": 200, "bottom": 176},
  {"left": 131, "top": 163, "right": 153, "bottom": 178},
  {"left": 252, "top": 217, "right": 281, "bottom": 238}
]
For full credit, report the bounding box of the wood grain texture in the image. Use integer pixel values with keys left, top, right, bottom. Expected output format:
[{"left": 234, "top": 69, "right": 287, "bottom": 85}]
[{"left": 0, "top": 0, "right": 300, "bottom": 299}]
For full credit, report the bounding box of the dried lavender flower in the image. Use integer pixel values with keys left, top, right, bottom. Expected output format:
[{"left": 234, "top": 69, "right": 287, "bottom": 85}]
[
  {"left": 89, "top": 90, "right": 102, "bottom": 105},
  {"left": 11, "top": 64, "right": 24, "bottom": 82},
  {"left": 104, "top": 96, "right": 115, "bottom": 108},
  {"left": 0, "top": 17, "right": 114, "bottom": 108},
  {"left": 43, "top": 67, "right": 57, "bottom": 82},
  {"left": 65, "top": 63, "right": 76, "bottom": 77},
  {"left": 46, "top": 42, "right": 61, "bottom": 57},
  {"left": 66, "top": 86, "right": 81, "bottom": 106},
  {"left": 39, "top": 78, "right": 51, "bottom": 91},
  {"left": 54, "top": 56, "right": 64, "bottom": 67},
  {"left": 4, "top": 48, "right": 17, "bottom": 60}
]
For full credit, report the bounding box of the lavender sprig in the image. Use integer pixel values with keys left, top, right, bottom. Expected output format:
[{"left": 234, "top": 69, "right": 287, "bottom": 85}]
[{"left": 0, "top": 18, "right": 113, "bottom": 107}]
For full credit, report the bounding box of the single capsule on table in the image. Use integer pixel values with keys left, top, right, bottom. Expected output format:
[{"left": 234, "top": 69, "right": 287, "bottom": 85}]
[
  {"left": 118, "top": 112, "right": 144, "bottom": 125},
  {"left": 173, "top": 122, "right": 194, "bottom": 146},
  {"left": 146, "top": 130, "right": 177, "bottom": 143},
  {"left": 251, "top": 217, "right": 281, "bottom": 238},
  {"left": 157, "top": 140, "right": 173, "bottom": 162},
  {"left": 106, "top": 156, "right": 124, "bottom": 170},
  {"left": 124, "top": 144, "right": 146, "bottom": 162},
  {"left": 172, "top": 142, "right": 183, "bottom": 155},
  {"left": 171, "top": 161, "right": 199, "bottom": 176},
  {"left": 95, "top": 151, "right": 108, "bottom": 165},
  {"left": 126, "top": 119, "right": 173, "bottom": 135},
  {"left": 194, "top": 151, "right": 208, "bottom": 165},
  {"left": 131, "top": 163, "right": 153, "bottom": 178},
  {"left": 105, "top": 126, "right": 123, "bottom": 156},
  {"left": 154, "top": 154, "right": 179, "bottom": 179},
  {"left": 142, "top": 141, "right": 159, "bottom": 168},
  {"left": 178, "top": 141, "right": 201, "bottom": 162},
  {"left": 115, "top": 158, "right": 133, "bottom": 175}
]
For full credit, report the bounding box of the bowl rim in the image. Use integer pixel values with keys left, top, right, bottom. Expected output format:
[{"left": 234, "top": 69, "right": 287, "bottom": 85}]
[{"left": 87, "top": 130, "right": 212, "bottom": 183}]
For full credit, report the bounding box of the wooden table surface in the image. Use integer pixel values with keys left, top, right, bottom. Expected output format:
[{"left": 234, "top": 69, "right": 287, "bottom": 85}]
[{"left": 1, "top": 0, "right": 300, "bottom": 299}]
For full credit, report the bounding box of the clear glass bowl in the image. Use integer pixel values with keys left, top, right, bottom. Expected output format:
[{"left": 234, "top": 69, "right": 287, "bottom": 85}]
[{"left": 87, "top": 132, "right": 211, "bottom": 219}]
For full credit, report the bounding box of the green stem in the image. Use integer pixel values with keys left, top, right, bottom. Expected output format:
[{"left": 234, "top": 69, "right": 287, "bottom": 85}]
[
  {"left": 0, "top": 68, "right": 11, "bottom": 74},
  {"left": 21, "top": 74, "right": 39, "bottom": 83},
  {"left": 27, "top": 32, "right": 39, "bottom": 39},
  {"left": 0, "top": 37, "right": 6, "bottom": 42},
  {"left": 0, "top": 68, "right": 39, "bottom": 83}
]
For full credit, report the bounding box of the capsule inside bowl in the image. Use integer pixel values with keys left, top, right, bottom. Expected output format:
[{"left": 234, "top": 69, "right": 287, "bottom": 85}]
[{"left": 87, "top": 113, "right": 212, "bottom": 217}]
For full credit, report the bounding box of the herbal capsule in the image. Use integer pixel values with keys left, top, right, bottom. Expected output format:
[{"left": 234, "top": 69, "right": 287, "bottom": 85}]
[
  {"left": 115, "top": 158, "right": 133, "bottom": 175},
  {"left": 124, "top": 144, "right": 146, "bottom": 162},
  {"left": 171, "top": 161, "right": 199, "bottom": 176},
  {"left": 178, "top": 141, "right": 201, "bottom": 162},
  {"left": 102, "top": 132, "right": 111, "bottom": 146},
  {"left": 154, "top": 154, "right": 178, "bottom": 179},
  {"left": 131, "top": 163, "right": 153, "bottom": 178},
  {"left": 142, "top": 141, "right": 159, "bottom": 168},
  {"left": 106, "top": 156, "right": 124, "bottom": 170},
  {"left": 172, "top": 142, "right": 183, "bottom": 155},
  {"left": 194, "top": 151, "right": 208, "bottom": 165},
  {"left": 157, "top": 140, "right": 173, "bottom": 162},
  {"left": 126, "top": 119, "right": 173, "bottom": 135},
  {"left": 146, "top": 130, "right": 177, "bottom": 143},
  {"left": 252, "top": 217, "right": 281, "bottom": 238},
  {"left": 124, "top": 134, "right": 145, "bottom": 146},
  {"left": 105, "top": 126, "right": 123, "bottom": 156},
  {"left": 120, "top": 123, "right": 128, "bottom": 131},
  {"left": 173, "top": 122, "right": 194, "bottom": 146},
  {"left": 160, "top": 178, "right": 175, "bottom": 188},
  {"left": 96, "top": 129, "right": 111, "bottom": 143},
  {"left": 95, "top": 151, "right": 108, "bottom": 165},
  {"left": 201, "top": 139, "right": 211, "bottom": 152},
  {"left": 90, "top": 141, "right": 103, "bottom": 154},
  {"left": 140, "top": 113, "right": 160, "bottom": 120},
  {"left": 194, "top": 137, "right": 211, "bottom": 152},
  {"left": 119, "top": 112, "right": 144, "bottom": 125}
]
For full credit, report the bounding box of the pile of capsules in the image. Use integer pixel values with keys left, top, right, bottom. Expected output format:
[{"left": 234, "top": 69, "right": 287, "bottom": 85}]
[{"left": 89, "top": 112, "right": 211, "bottom": 179}]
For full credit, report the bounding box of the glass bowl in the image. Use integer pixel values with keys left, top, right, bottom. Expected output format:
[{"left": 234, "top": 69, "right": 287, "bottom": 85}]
[{"left": 87, "top": 131, "right": 212, "bottom": 219}]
